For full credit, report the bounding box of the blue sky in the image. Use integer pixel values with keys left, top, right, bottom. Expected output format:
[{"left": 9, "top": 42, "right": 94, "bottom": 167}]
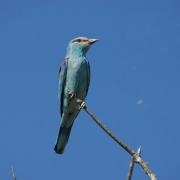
[{"left": 0, "top": 0, "right": 180, "bottom": 179}]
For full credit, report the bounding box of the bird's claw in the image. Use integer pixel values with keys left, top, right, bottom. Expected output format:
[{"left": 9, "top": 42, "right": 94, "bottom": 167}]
[
  {"left": 76, "top": 99, "right": 86, "bottom": 109},
  {"left": 79, "top": 101, "right": 86, "bottom": 109},
  {"left": 67, "top": 91, "right": 85, "bottom": 109},
  {"left": 67, "top": 91, "right": 75, "bottom": 99}
]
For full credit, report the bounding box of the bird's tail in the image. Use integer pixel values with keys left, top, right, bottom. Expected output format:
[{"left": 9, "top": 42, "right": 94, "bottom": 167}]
[{"left": 54, "top": 123, "right": 74, "bottom": 154}]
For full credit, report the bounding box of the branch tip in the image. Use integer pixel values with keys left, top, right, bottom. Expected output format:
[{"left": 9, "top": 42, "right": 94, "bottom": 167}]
[
  {"left": 11, "top": 165, "right": 16, "bottom": 180},
  {"left": 137, "top": 146, "right": 142, "bottom": 155}
]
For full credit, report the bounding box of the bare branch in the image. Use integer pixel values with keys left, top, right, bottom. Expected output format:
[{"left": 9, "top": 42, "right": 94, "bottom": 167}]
[
  {"left": 127, "top": 146, "right": 141, "bottom": 180},
  {"left": 83, "top": 106, "right": 135, "bottom": 155},
  {"left": 81, "top": 104, "right": 157, "bottom": 180}
]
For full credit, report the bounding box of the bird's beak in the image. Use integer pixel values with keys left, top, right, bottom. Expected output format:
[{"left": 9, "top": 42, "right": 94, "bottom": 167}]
[{"left": 89, "top": 38, "right": 99, "bottom": 45}]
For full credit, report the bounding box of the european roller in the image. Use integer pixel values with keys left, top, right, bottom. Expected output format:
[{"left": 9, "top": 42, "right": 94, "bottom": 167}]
[{"left": 54, "top": 37, "right": 98, "bottom": 154}]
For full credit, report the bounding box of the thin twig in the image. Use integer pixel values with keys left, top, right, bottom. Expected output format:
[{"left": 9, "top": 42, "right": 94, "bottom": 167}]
[
  {"left": 11, "top": 166, "right": 16, "bottom": 180},
  {"left": 127, "top": 146, "right": 141, "bottom": 180},
  {"left": 81, "top": 103, "right": 157, "bottom": 180}
]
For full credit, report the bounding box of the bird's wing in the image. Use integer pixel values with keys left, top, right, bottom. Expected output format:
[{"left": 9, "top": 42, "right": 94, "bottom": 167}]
[
  {"left": 58, "top": 58, "right": 68, "bottom": 117},
  {"left": 86, "top": 61, "right": 91, "bottom": 95}
]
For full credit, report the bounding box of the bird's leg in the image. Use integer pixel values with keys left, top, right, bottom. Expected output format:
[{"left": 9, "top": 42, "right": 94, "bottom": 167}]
[{"left": 76, "top": 99, "right": 86, "bottom": 110}]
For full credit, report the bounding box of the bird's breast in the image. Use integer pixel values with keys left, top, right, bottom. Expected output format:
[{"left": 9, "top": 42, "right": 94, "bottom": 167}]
[{"left": 65, "top": 59, "right": 89, "bottom": 96}]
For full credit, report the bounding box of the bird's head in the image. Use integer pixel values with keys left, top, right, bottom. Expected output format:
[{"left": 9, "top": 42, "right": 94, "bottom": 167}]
[{"left": 66, "top": 37, "right": 98, "bottom": 57}]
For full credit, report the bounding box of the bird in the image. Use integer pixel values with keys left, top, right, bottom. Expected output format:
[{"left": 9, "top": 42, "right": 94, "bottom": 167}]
[{"left": 54, "top": 37, "right": 98, "bottom": 154}]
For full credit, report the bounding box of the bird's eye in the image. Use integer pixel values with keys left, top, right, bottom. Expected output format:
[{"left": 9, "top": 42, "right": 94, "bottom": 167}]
[
  {"left": 72, "top": 39, "right": 81, "bottom": 43},
  {"left": 73, "top": 38, "right": 88, "bottom": 43},
  {"left": 76, "top": 39, "right": 81, "bottom": 42},
  {"left": 82, "top": 39, "right": 87, "bottom": 42}
]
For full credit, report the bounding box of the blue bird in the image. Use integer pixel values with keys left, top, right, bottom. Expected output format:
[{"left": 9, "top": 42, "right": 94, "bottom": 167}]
[{"left": 54, "top": 37, "right": 98, "bottom": 154}]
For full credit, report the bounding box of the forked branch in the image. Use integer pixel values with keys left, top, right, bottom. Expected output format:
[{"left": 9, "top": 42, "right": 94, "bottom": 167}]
[{"left": 127, "top": 146, "right": 141, "bottom": 180}]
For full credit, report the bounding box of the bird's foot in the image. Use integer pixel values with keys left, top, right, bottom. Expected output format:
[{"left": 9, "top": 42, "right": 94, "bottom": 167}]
[
  {"left": 76, "top": 99, "right": 86, "bottom": 109},
  {"left": 67, "top": 91, "right": 75, "bottom": 99}
]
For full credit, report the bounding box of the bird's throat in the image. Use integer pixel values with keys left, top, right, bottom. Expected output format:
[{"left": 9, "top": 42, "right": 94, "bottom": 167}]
[{"left": 66, "top": 44, "right": 88, "bottom": 58}]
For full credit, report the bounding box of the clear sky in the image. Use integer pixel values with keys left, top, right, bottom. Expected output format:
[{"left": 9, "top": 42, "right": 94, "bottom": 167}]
[{"left": 0, "top": 0, "right": 180, "bottom": 179}]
